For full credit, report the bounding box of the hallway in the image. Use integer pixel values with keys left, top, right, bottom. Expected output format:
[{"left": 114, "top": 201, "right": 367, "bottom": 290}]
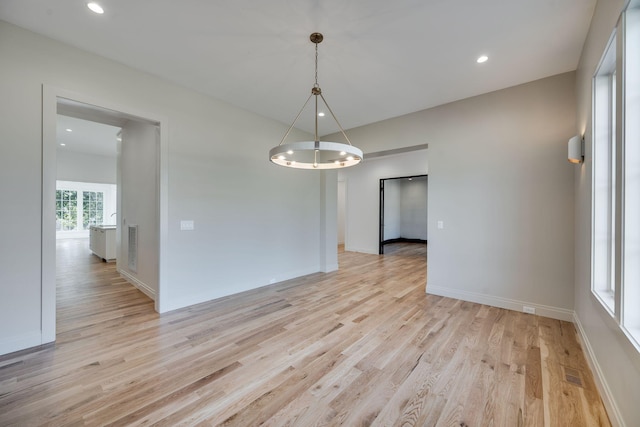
[{"left": 55, "top": 238, "right": 154, "bottom": 338}]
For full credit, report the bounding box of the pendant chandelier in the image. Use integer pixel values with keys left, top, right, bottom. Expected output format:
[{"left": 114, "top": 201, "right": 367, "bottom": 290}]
[{"left": 269, "top": 33, "right": 363, "bottom": 169}]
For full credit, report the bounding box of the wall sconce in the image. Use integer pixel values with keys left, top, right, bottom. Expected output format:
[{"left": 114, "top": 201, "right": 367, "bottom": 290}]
[{"left": 568, "top": 135, "right": 584, "bottom": 164}]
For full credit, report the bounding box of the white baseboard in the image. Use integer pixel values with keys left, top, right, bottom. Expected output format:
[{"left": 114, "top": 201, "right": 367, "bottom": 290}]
[
  {"left": 426, "top": 285, "right": 624, "bottom": 425},
  {"left": 344, "top": 246, "right": 378, "bottom": 255},
  {"left": 426, "top": 285, "right": 574, "bottom": 322},
  {"left": 160, "top": 265, "right": 322, "bottom": 313},
  {"left": 573, "top": 314, "right": 625, "bottom": 427},
  {"left": 118, "top": 269, "right": 156, "bottom": 301},
  {"left": 321, "top": 263, "right": 339, "bottom": 273},
  {"left": 0, "top": 331, "right": 44, "bottom": 356}
]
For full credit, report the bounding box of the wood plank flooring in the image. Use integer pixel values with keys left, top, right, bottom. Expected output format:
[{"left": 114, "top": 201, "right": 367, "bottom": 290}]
[{"left": 0, "top": 240, "right": 610, "bottom": 426}]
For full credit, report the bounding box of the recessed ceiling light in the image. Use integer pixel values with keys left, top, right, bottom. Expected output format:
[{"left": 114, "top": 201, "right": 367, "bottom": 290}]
[
  {"left": 60, "top": 143, "right": 66, "bottom": 146},
  {"left": 318, "top": 112, "right": 325, "bottom": 117},
  {"left": 87, "top": 2, "right": 104, "bottom": 14},
  {"left": 477, "top": 55, "right": 489, "bottom": 64},
  {"left": 65, "top": 128, "right": 72, "bottom": 132}
]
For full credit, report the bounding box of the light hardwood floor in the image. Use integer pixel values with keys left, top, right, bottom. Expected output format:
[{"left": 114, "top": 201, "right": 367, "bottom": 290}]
[{"left": 0, "top": 240, "right": 610, "bottom": 426}]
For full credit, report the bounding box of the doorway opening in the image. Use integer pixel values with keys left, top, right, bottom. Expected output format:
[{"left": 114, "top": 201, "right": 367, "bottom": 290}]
[
  {"left": 55, "top": 113, "right": 120, "bottom": 241},
  {"left": 379, "top": 175, "right": 428, "bottom": 254},
  {"left": 42, "top": 86, "right": 168, "bottom": 344},
  {"left": 55, "top": 100, "right": 159, "bottom": 331}
]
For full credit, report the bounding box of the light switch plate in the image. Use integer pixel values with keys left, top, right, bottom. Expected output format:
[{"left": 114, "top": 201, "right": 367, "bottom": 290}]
[
  {"left": 437, "top": 220, "right": 444, "bottom": 229},
  {"left": 180, "top": 220, "right": 194, "bottom": 231}
]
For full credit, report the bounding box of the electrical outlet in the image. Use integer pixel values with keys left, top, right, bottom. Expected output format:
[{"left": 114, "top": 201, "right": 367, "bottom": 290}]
[
  {"left": 180, "top": 220, "right": 194, "bottom": 231},
  {"left": 523, "top": 306, "right": 536, "bottom": 315}
]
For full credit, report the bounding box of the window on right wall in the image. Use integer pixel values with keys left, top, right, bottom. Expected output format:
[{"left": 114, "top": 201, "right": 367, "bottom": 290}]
[
  {"left": 621, "top": 7, "right": 640, "bottom": 348},
  {"left": 592, "top": 31, "right": 616, "bottom": 315},
  {"left": 592, "top": 6, "right": 640, "bottom": 351}
]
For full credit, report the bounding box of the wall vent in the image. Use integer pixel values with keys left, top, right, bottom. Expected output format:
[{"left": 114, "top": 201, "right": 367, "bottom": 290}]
[{"left": 128, "top": 225, "right": 138, "bottom": 272}]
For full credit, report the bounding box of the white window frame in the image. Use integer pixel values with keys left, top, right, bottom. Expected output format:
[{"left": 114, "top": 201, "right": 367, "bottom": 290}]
[
  {"left": 82, "top": 190, "right": 105, "bottom": 229},
  {"left": 55, "top": 180, "right": 117, "bottom": 239},
  {"left": 591, "top": 5, "right": 640, "bottom": 352},
  {"left": 592, "top": 31, "right": 617, "bottom": 315},
  {"left": 621, "top": 7, "right": 640, "bottom": 349},
  {"left": 56, "top": 189, "right": 79, "bottom": 232}
]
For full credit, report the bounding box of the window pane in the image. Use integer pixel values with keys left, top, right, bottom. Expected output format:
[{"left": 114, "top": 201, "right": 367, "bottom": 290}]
[
  {"left": 623, "top": 7, "right": 640, "bottom": 348},
  {"left": 82, "top": 191, "right": 104, "bottom": 229},
  {"left": 592, "top": 34, "right": 616, "bottom": 314},
  {"left": 56, "top": 190, "right": 78, "bottom": 231}
]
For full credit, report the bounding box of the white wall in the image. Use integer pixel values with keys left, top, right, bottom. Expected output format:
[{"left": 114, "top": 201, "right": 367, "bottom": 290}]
[
  {"left": 337, "top": 180, "right": 346, "bottom": 245},
  {"left": 400, "top": 177, "right": 428, "bottom": 240},
  {"left": 117, "top": 120, "right": 159, "bottom": 299},
  {"left": 336, "top": 73, "right": 576, "bottom": 320},
  {"left": 0, "top": 20, "right": 330, "bottom": 355},
  {"left": 381, "top": 177, "right": 428, "bottom": 242},
  {"left": 574, "top": 1, "right": 640, "bottom": 425},
  {"left": 56, "top": 150, "right": 116, "bottom": 184},
  {"left": 319, "top": 171, "right": 338, "bottom": 273},
  {"left": 338, "top": 150, "right": 429, "bottom": 254},
  {"left": 383, "top": 179, "right": 401, "bottom": 240}
]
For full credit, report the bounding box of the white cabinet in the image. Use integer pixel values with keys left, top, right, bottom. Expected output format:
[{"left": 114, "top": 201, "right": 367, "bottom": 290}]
[{"left": 90, "top": 226, "right": 116, "bottom": 261}]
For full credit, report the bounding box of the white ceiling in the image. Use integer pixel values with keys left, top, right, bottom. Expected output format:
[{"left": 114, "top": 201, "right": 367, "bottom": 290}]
[
  {"left": 1, "top": 0, "right": 596, "bottom": 135},
  {"left": 57, "top": 115, "right": 120, "bottom": 158}
]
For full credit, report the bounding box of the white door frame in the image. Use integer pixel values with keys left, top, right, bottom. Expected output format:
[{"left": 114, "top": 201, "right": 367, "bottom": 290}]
[{"left": 42, "top": 85, "right": 169, "bottom": 344}]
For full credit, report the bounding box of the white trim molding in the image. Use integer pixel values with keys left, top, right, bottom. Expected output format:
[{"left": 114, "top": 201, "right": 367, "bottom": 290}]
[
  {"left": 119, "top": 269, "right": 156, "bottom": 301},
  {"left": 426, "top": 285, "right": 574, "bottom": 322},
  {"left": 321, "top": 263, "right": 339, "bottom": 273},
  {"left": 41, "top": 84, "right": 170, "bottom": 347},
  {"left": 0, "top": 331, "right": 44, "bottom": 356},
  {"left": 573, "top": 313, "right": 625, "bottom": 427}
]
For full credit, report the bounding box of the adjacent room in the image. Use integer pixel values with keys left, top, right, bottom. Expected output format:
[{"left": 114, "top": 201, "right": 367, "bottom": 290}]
[{"left": 1, "top": 0, "right": 639, "bottom": 425}]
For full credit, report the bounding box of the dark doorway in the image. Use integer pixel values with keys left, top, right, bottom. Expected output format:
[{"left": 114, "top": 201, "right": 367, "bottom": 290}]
[{"left": 379, "top": 175, "right": 428, "bottom": 254}]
